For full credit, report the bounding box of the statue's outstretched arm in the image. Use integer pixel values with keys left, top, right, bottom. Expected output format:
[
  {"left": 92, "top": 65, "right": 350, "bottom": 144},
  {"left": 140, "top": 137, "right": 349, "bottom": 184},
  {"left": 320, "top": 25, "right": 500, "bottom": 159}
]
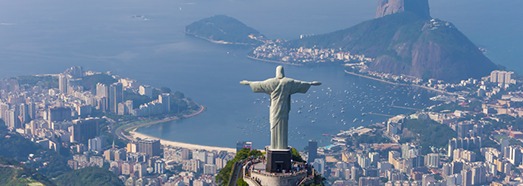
[
  {"left": 242, "top": 79, "right": 274, "bottom": 94},
  {"left": 240, "top": 80, "right": 251, "bottom": 85},
  {"left": 309, "top": 81, "right": 321, "bottom": 86}
]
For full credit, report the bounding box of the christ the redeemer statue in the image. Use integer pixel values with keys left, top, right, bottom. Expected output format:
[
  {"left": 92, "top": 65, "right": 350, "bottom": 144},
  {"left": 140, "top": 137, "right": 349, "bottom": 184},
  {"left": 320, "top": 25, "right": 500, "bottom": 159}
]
[{"left": 241, "top": 65, "right": 321, "bottom": 150}]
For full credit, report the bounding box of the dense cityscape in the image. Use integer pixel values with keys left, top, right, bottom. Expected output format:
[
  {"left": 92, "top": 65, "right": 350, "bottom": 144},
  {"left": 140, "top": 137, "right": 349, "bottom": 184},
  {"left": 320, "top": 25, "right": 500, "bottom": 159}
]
[
  {"left": 0, "top": 66, "right": 235, "bottom": 186},
  {"left": 249, "top": 38, "right": 523, "bottom": 185},
  {"left": 2, "top": 64, "right": 523, "bottom": 186},
  {"left": 306, "top": 70, "right": 523, "bottom": 185}
]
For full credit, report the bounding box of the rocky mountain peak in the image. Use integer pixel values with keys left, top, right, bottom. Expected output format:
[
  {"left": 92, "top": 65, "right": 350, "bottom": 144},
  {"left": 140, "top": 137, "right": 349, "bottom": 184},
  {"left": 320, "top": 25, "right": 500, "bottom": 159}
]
[{"left": 376, "top": 0, "right": 431, "bottom": 18}]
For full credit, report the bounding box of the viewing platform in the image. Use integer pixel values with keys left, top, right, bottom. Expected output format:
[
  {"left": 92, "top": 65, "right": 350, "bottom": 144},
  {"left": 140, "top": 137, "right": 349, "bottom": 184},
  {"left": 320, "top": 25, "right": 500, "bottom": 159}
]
[{"left": 241, "top": 158, "right": 314, "bottom": 186}]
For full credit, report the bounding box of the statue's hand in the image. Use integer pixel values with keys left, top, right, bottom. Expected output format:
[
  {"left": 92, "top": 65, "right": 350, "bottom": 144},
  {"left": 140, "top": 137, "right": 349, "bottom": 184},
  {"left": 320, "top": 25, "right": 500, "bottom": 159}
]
[
  {"left": 240, "top": 80, "right": 250, "bottom": 85},
  {"left": 310, "top": 81, "right": 321, "bottom": 86}
]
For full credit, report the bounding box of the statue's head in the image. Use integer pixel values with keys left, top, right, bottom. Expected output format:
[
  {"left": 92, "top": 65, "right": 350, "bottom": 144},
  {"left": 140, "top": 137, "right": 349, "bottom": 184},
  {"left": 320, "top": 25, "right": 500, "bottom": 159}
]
[{"left": 276, "top": 65, "right": 285, "bottom": 79}]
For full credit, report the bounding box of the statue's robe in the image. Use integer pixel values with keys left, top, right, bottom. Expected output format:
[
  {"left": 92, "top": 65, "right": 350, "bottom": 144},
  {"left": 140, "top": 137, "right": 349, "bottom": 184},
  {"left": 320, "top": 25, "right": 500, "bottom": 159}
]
[{"left": 248, "top": 77, "right": 312, "bottom": 150}]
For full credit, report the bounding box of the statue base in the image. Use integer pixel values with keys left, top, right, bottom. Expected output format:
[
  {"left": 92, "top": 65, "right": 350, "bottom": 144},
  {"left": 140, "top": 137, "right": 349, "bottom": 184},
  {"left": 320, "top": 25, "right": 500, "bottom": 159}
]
[{"left": 266, "top": 147, "right": 292, "bottom": 173}]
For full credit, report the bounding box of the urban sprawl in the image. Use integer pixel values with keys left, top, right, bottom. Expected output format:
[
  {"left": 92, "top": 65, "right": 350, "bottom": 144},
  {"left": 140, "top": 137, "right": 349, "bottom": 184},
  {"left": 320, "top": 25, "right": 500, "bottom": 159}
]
[{"left": 1, "top": 64, "right": 523, "bottom": 186}]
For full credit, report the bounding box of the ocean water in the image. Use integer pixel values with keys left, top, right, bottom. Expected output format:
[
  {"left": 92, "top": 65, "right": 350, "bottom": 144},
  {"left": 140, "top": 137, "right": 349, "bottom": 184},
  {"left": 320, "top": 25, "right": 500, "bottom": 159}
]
[{"left": 0, "top": 0, "right": 520, "bottom": 149}]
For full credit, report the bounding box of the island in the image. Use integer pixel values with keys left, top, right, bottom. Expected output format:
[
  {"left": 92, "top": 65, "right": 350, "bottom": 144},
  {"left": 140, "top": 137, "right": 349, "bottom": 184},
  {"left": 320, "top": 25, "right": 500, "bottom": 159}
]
[{"left": 185, "top": 15, "right": 266, "bottom": 46}]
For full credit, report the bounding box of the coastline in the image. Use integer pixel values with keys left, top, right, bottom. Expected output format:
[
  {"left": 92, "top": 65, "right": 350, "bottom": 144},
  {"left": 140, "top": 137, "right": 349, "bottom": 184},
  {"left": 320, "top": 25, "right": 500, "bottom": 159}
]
[
  {"left": 185, "top": 32, "right": 257, "bottom": 46},
  {"left": 246, "top": 55, "right": 303, "bottom": 66},
  {"left": 130, "top": 130, "right": 236, "bottom": 153},
  {"left": 344, "top": 70, "right": 457, "bottom": 96},
  {"left": 344, "top": 70, "right": 403, "bottom": 86},
  {"left": 116, "top": 105, "right": 236, "bottom": 153}
]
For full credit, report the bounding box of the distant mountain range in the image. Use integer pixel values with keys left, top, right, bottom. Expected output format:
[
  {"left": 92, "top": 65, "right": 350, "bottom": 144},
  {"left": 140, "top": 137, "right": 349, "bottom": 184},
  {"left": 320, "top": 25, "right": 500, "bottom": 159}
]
[
  {"left": 185, "top": 15, "right": 265, "bottom": 46},
  {"left": 186, "top": 0, "right": 498, "bottom": 82}
]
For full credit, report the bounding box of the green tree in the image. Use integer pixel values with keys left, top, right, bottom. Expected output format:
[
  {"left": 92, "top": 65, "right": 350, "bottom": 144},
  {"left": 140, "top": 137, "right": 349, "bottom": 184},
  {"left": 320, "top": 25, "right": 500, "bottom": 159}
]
[
  {"left": 237, "top": 178, "right": 248, "bottom": 186},
  {"left": 403, "top": 119, "right": 456, "bottom": 154},
  {"left": 55, "top": 167, "right": 123, "bottom": 186},
  {"left": 291, "top": 148, "right": 305, "bottom": 162},
  {"left": 216, "top": 148, "right": 263, "bottom": 185}
]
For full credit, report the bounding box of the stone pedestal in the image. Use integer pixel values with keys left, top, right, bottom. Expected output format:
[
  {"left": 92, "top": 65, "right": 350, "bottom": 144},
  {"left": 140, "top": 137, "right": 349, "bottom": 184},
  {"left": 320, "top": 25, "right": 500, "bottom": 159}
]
[{"left": 266, "top": 147, "right": 292, "bottom": 173}]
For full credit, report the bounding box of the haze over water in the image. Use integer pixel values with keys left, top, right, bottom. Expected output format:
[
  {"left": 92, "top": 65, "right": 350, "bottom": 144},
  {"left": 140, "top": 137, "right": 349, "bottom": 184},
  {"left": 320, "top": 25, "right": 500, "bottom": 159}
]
[{"left": 0, "top": 0, "right": 521, "bottom": 149}]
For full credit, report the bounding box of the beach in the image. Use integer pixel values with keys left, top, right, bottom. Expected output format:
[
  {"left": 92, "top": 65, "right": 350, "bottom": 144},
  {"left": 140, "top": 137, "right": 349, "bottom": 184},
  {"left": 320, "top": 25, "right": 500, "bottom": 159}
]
[
  {"left": 120, "top": 105, "right": 236, "bottom": 153},
  {"left": 130, "top": 130, "right": 236, "bottom": 153}
]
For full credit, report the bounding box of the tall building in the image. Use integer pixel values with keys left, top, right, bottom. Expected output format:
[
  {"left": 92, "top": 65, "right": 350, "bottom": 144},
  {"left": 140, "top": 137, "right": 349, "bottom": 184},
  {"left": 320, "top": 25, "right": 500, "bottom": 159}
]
[
  {"left": 117, "top": 103, "right": 127, "bottom": 115},
  {"left": 19, "top": 103, "right": 30, "bottom": 124},
  {"left": 203, "top": 164, "right": 217, "bottom": 175},
  {"left": 0, "top": 102, "right": 9, "bottom": 121},
  {"left": 138, "top": 85, "right": 153, "bottom": 97},
  {"left": 358, "top": 177, "right": 380, "bottom": 186},
  {"left": 508, "top": 146, "right": 522, "bottom": 166},
  {"left": 500, "top": 138, "right": 509, "bottom": 157},
  {"left": 96, "top": 97, "right": 108, "bottom": 112},
  {"left": 114, "top": 149, "right": 126, "bottom": 161},
  {"left": 137, "top": 139, "right": 161, "bottom": 157},
  {"left": 206, "top": 152, "right": 215, "bottom": 164},
  {"left": 27, "top": 101, "right": 36, "bottom": 120},
  {"left": 181, "top": 148, "right": 191, "bottom": 160},
  {"left": 95, "top": 83, "right": 110, "bottom": 112},
  {"left": 471, "top": 164, "right": 487, "bottom": 185},
  {"left": 490, "top": 70, "right": 515, "bottom": 86},
  {"left": 124, "top": 100, "right": 133, "bottom": 115},
  {"left": 425, "top": 153, "right": 440, "bottom": 168},
  {"left": 133, "top": 163, "right": 147, "bottom": 178},
  {"left": 121, "top": 162, "right": 132, "bottom": 175},
  {"left": 6, "top": 108, "right": 21, "bottom": 130},
  {"left": 308, "top": 140, "right": 318, "bottom": 164},
  {"left": 193, "top": 150, "right": 207, "bottom": 163},
  {"left": 154, "top": 160, "right": 165, "bottom": 174},
  {"left": 58, "top": 73, "right": 68, "bottom": 94},
  {"left": 48, "top": 107, "right": 72, "bottom": 123},
  {"left": 369, "top": 152, "right": 379, "bottom": 165},
  {"left": 71, "top": 118, "right": 100, "bottom": 144},
  {"left": 401, "top": 143, "right": 418, "bottom": 159},
  {"left": 158, "top": 93, "right": 171, "bottom": 113},
  {"left": 313, "top": 158, "right": 326, "bottom": 175},
  {"left": 96, "top": 83, "right": 109, "bottom": 98},
  {"left": 357, "top": 154, "right": 371, "bottom": 169},
  {"left": 88, "top": 137, "right": 104, "bottom": 153},
  {"left": 109, "top": 83, "right": 123, "bottom": 114},
  {"left": 126, "top": 142, "right": 138, "bottom": 153}
]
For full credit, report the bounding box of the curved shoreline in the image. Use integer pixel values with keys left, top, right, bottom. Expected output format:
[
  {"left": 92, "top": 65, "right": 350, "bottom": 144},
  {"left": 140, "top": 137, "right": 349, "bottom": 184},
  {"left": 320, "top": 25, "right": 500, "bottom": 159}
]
[
  {"left": 116, "top": 105, "right": 235, "bottom": 153},
  {"left": 344, "top": 70, "right": 457, "bottom": 96},
  {"left": 130, "top": 130, "right": 236, "bottom": 153},
  {"left": 247, "top": 55, "right": 303, "bottom": 66},
  {"left": 186, "top": 32, "right": 257, "bottom": 46}
]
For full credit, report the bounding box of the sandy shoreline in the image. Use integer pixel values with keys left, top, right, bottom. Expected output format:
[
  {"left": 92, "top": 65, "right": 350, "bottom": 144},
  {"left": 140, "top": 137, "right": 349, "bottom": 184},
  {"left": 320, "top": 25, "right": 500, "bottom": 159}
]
[
  {"left": 123, "top": 105, "right": 236, "bottom": 153},
  {"left": 130, "top": 130, "right": 236, "bottom": 153}
]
